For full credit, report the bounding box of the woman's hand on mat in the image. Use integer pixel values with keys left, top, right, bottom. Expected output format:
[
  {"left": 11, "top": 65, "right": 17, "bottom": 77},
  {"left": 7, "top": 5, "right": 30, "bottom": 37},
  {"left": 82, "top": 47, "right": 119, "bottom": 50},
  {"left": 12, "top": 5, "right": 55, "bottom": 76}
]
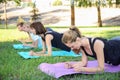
[
  {"left": 29, "top": 50, "right": 36, "bottom": 56},
  {"left": 18, "top": 40, "right": 25, "bottom": 44},
  {"left": 29, "top": 51, "right": 45, "bottom": 56},
  {"left": 23, "top": 43, "right": 27, "bottom": 46},
  {"left": 72, "top": 62, "right": 86, "bottom": 72},
  {"left": 64, "top": 62, "right": 73, "bottom": 69},
  {"left": 72, "top": 62, "right": 86, "bottom": 68},
  {"left": 73, "top": 66, "right": 84, "bottom": 72}
]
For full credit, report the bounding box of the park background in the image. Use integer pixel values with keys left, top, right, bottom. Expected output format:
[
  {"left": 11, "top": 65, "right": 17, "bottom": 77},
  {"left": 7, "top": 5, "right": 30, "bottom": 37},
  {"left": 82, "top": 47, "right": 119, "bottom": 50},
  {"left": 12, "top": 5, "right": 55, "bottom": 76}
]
[{"left": 0, "top": 0, "right": 120, "bottom": 80}]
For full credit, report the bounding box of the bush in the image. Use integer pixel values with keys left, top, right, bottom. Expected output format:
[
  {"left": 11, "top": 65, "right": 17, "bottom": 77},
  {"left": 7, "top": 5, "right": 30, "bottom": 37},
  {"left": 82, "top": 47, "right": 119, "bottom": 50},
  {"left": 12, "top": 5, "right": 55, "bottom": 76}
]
[
  {"left": 52, "top": 0, "right": 62, "bottom": 6},
  {"left": 14, "top": 0, "right": 21, "bottom": 6},
  {"left": 77, "top": 1, "right": 92, "bottom": 7},
  {"left": 28, "top": 2, "right": 34, "bottom": 7}
]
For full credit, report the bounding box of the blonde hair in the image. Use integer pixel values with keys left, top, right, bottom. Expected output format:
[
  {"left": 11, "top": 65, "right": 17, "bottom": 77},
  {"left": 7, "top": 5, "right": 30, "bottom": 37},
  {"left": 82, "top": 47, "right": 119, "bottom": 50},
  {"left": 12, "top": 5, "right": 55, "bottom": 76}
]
[
  {"left": 24, "top": 22, "right": 30, "bottom": 27},
  {"left": 62, "top": 26, "right": 81, "bottom": 44}
]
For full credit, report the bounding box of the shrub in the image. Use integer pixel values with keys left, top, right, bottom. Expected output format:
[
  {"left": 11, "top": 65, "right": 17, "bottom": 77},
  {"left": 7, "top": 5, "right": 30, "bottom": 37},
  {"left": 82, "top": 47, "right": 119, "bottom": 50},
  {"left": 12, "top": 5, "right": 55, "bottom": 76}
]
[{"left": 52, "top": 0, "right": 62, "bottom": 6}]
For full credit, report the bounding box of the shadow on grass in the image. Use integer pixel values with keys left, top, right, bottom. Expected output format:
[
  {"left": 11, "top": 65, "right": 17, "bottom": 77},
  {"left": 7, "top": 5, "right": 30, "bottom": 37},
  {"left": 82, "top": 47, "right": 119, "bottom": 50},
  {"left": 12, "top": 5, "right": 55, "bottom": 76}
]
[
  {"left": 82, "top": 29, "right": 120, "bottom": 39},
  {"left": 0, "top": 8, "right": 69, "bottom": 26},
  {"left": 0, "top": 7, "right": 23, "bottom": 13},
  {"left": 98, "top": 30, "right": 120, "bottom": 39},
  {"left": 60, "top": 72, "right": 120, "bottom": 80},
  {"left": 0, "top": 74, "right": 3, "bottom": 80},
  {"left": 102, "top": 15, "right": 120, "bottom": 26}
]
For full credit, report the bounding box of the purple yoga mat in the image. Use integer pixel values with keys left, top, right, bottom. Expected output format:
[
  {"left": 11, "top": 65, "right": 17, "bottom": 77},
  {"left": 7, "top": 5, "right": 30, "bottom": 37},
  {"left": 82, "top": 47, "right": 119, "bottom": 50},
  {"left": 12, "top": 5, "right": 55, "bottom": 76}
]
[{"left": 38, "top": 60, "right": 120, "bottom": 78}]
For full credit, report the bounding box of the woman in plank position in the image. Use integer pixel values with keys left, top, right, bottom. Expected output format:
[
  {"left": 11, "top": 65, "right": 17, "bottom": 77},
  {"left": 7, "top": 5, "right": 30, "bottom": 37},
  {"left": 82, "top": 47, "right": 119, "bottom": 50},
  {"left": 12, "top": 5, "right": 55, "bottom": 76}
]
[
  {"left": 17, "top": 22, "right": 53, "bottom": 48},
  {"left": 17, "top": 22, "right": 43, "bottom": 48},
  {"left": 29, "top": 21, "right": 74, "bottom": 56},
  {"left": 62, "top": 27, "right": 120, "bottom": 73}
]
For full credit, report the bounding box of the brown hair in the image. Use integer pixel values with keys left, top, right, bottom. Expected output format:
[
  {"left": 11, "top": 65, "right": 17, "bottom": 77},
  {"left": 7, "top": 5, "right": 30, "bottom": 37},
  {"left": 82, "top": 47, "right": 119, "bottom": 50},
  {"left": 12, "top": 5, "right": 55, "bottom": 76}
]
[{"left": 30, "top": 22, "right": 46, "bottom": 35}]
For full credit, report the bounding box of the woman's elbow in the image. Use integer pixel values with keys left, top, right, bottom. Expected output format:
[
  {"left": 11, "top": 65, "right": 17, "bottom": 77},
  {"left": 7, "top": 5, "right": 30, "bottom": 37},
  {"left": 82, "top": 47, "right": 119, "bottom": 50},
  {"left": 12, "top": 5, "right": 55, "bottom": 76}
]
[
  {"left": 84, "top": 63, "right": 87, "bottom": 67},
  {"left": 82, "top": 61, "right": 87, "bottom": 67}
]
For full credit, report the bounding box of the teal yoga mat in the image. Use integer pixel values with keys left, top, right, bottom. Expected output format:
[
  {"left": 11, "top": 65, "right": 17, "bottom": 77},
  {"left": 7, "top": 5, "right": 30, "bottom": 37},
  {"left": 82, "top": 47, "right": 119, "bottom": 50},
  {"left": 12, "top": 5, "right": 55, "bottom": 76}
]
[
  {"left": 13, "top": 44, "right": 32, "bottom": 49},
  {"left": 18, "top": 52, "right": 40, "bottom": 59},
  {"left": 52, "top": 50, "right": 81, "bottom": 57},
  {"left": 17, "top": 50, "right": 82, "bottom": 59}
]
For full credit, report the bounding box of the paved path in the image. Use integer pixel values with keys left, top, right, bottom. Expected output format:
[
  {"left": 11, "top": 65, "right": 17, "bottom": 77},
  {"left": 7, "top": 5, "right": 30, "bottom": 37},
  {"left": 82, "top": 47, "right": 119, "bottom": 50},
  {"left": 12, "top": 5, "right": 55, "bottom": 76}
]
[{"left": 0, "top": 6, "right": 120, "bottom": 26}]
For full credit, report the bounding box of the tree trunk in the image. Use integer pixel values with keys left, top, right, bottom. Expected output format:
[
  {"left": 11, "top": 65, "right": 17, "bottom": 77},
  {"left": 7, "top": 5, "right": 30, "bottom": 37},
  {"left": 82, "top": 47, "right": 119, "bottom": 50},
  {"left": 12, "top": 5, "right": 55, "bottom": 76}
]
[
  {"left": 4, "top": 2, "right": 7, "bottom": 29},
  {"left": 116, "top": 0, "right": 120, "bottom": 8},
  {"left": 71, "top": 0, "right": 75, "bottom": 26},
  {"left": 97, "top": 6, "right": 102, "bottom": 27}
]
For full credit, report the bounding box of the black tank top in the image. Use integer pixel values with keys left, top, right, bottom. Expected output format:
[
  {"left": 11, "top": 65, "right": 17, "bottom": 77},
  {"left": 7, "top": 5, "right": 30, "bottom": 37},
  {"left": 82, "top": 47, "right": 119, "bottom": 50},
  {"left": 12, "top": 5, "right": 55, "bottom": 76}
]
[
  {"left": 82, "top": 37, "right": 120, "bottom": 66},
  {"left": 81, "top": 38, "right": 98, "bottom": 59},
  {"left": 45, "top": 31, "right": 71, "bottom": 52}
]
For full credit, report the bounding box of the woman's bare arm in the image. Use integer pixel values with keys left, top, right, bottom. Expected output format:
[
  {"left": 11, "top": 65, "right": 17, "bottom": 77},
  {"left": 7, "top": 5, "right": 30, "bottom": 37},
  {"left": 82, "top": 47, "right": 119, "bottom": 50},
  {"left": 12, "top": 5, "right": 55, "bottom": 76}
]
[
  {"left": 29, "top": 34, "right": 53, "bottom": 56},
  {"left": 29, "top": 39, "right": 47, "bottom": 56},
  {"left": 45, "top": 34, "right": 53, "bottom": 56},
  {"left": 65, "top": 49, "right": 88, "bottom": 69},
  {"left": 73, "top": 40, "right": 105, "bottom": 73},
  {"left": 23, "top": 39, "right": 38, "bottom": 48},
  {"left": 72, "top": 50, "right": 88, "bottom": 67}
]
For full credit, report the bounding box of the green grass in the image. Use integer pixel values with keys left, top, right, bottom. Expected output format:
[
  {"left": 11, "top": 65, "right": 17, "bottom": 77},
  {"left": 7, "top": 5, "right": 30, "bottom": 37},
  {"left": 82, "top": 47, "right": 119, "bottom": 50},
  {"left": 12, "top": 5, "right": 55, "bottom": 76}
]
[{"left": 0, "top": 25, "right": 120, "bottom": 80}]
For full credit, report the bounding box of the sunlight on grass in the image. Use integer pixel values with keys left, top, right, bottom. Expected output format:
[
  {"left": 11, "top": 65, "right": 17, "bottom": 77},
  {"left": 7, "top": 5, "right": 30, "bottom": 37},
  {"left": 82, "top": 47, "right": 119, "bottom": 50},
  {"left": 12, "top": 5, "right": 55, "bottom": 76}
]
[{"left": 0, "top": 29, "right": 28, "bottom": 42}]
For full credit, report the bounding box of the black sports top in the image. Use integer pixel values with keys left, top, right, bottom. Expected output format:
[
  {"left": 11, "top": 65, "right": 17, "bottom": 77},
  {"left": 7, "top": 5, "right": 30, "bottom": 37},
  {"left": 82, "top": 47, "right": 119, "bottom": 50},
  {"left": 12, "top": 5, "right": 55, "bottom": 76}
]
[
  {"left": 81, "top": 37, "right": 120, "bottom": 66},
  {"left": 45, "top": 31, "right": 71, "bottom": 52}
]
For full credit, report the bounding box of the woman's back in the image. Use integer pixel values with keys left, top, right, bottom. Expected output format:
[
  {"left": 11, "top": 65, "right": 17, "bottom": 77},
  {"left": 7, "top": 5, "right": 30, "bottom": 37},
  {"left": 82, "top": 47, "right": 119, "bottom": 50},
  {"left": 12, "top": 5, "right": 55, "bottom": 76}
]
[
  {"left": 104, "top": 39, "right": 120, "bottom": 65},
  {"left": 87, "top": 37, "right": 120, "bottom": 66},
  {"left": 45, "top": 31, "right": 71, "bottom": 52}
]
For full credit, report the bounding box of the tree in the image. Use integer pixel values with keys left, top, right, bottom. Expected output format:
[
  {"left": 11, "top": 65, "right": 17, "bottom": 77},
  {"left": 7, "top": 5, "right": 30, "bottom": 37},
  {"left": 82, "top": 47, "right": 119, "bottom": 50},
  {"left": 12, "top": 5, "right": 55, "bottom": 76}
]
[
  {"left": 76, "top": 0, "right": 102, "bottom": 27},
  {"left": 70, "top": 0, "right": 75, "bottom": 26},
  {"left": 0, "top": 0, "right": 8, "bottom": 29},
  {"left": 107, "top": 0, "right": 112, "bottom": 7},
  {"left": 14, "top": 0, "right": 21, "bottom": 6},
  {"left": 70, "top": 0, "right": 92, "bottom": 26},
  {"left": 30, "top": 2, "right": 39, "bottom": 22},
  {"left": 97, "top": 0, "right": 102, "bottom": 27},
  {"left": 0, "top": 0, "right": 22, "bottom": 29},
  {"left": 116, "top": 0, "right": 120, "bottom": 8},
  {"left": 77, "top": 0, "right": 92, "bottom": 7}
]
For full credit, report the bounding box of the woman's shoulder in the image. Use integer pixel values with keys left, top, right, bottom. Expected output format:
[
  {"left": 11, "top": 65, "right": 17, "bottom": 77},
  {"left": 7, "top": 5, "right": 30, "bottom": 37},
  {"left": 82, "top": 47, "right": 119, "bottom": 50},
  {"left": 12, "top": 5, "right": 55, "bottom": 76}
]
[
  {"left": 95, "top": 37, "right": 107, "bottom": 41},
  {"left": 46, "top": 27, "right": 53, "bottom": 31},
  {"left": 46, "top": 30, "right": 61, "bottom": 35}
]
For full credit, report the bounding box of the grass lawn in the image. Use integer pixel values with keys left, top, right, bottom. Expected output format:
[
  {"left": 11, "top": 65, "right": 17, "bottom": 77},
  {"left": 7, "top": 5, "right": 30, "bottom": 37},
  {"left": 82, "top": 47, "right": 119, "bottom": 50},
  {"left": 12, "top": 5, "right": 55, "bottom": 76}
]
[{"left": 0, "top": 25, "right": 120, "bottom": 80}]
